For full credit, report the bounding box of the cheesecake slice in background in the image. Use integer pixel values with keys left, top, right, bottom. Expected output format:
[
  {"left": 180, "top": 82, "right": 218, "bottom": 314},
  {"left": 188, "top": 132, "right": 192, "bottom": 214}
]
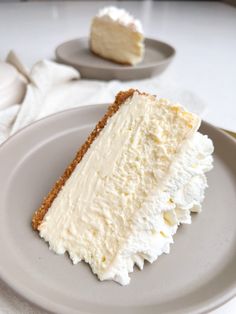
[
  {"left": 90, "top": 7, "right": 144, "bottom": 65},
  {"left": 32, "top": 89, "right": 214, "bottom": 285}
]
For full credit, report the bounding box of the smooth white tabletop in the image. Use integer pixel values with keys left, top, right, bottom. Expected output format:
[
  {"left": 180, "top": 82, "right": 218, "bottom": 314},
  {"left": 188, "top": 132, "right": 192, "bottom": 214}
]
[{"left": 0, "top": 1, "right": 235, "bottom": 314}]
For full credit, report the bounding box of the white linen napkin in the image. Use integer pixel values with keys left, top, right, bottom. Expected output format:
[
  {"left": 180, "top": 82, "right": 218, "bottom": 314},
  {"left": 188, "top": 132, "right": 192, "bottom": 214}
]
[
  {"left": 0, "top": 52, "right": 206, "bottom": 145},
  {"left": 0, "top": 52, "right": 207, "bottom": 314}
]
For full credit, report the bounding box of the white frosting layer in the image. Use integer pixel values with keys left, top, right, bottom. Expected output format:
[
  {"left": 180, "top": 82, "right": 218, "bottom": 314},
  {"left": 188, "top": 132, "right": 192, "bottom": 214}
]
[
  {"left": 97, "top": 6, "right": 143, "bottom": 33},
  {"left": 39, "top": 92, "right": 213, "bottom": 285}
]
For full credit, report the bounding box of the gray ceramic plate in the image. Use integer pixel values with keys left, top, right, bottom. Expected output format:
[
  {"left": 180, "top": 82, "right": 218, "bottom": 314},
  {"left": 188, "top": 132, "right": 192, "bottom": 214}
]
[
  {"left": 55, "top": 37, "right": 175, "bottom": 81},
  {"left": 0, "top": 105, "right": 236, "bottom": 314}
]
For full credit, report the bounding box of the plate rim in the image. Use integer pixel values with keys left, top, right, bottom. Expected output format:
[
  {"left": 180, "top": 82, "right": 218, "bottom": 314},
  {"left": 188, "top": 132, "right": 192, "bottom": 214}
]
[
  {"left": 0, "top": 105, "right": 235, "bottom": 314},
  {"left": 55, "top": 37, "right": 176, "bottom": 70}
]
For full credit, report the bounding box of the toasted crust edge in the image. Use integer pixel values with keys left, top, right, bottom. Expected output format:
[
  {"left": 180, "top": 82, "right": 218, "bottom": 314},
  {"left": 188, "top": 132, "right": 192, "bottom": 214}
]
[{"left": 32, "top": 89, "right": 136, "bottom": 230}]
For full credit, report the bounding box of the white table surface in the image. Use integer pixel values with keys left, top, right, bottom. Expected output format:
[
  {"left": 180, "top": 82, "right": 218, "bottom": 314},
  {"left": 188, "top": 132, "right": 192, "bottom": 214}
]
[{"left": 0, "top": 1, "right": 235, "bottom": 314}]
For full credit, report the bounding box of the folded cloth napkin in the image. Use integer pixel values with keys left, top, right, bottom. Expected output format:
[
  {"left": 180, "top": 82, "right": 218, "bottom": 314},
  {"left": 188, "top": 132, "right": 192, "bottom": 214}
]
[
  {"left": 0, "top": 51, "right": 206, "bottom": 145},
  {"left": 0, "top": 52, "right": 207, "bottom": 314}
]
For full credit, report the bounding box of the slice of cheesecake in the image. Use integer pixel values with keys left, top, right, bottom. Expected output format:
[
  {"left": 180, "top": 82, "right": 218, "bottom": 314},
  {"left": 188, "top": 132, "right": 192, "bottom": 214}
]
[
  {"left": 32, "top": 89, "right": 213, "bottom": 285},
  {"left": 90, "top": 7, "right": 144, "bottom": 65}
]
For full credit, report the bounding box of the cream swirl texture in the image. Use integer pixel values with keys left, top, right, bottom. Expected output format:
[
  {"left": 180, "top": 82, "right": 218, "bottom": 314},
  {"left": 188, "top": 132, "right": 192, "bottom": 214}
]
[{"left": 97, "top": 6, "right": 143, "bottom": 33}]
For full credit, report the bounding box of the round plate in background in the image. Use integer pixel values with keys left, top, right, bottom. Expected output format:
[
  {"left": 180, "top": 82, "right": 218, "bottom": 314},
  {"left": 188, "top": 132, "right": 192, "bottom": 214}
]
[
  {"left": 0, "top": 105, "right": 235, "bottom": 314},
  {"left": 55, "top": 37, "right": 175, "bottom": 81}
]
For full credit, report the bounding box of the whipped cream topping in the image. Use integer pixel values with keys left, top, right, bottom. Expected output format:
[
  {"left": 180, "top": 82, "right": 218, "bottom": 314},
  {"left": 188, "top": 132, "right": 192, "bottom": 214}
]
[
  {"left": 101, "top": 132, "right": 213, "bottom": 284},
  {"left": 96, "top": 6, "right": 143, "bottom": 33},
  {"left": 39, "top": 92, "right": 213, "bottom": 285}
]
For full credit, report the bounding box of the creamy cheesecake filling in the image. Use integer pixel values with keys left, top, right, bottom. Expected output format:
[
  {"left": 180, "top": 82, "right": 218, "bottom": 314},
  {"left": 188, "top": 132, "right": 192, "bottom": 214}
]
[
  {"left": 39, "top": 92, "right": 213, "bottom": 285},
  {"left": 90, "top": 19, "right": 144, "bottom": 65},
  {"left": 90, "top": 7, "right": 144, "bottom": 65}
]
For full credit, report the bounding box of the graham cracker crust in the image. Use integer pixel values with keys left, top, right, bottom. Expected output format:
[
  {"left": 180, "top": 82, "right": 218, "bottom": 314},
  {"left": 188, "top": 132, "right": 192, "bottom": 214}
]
[{"left": 32, "top": 89, "right": 136, "bottom": 230}]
